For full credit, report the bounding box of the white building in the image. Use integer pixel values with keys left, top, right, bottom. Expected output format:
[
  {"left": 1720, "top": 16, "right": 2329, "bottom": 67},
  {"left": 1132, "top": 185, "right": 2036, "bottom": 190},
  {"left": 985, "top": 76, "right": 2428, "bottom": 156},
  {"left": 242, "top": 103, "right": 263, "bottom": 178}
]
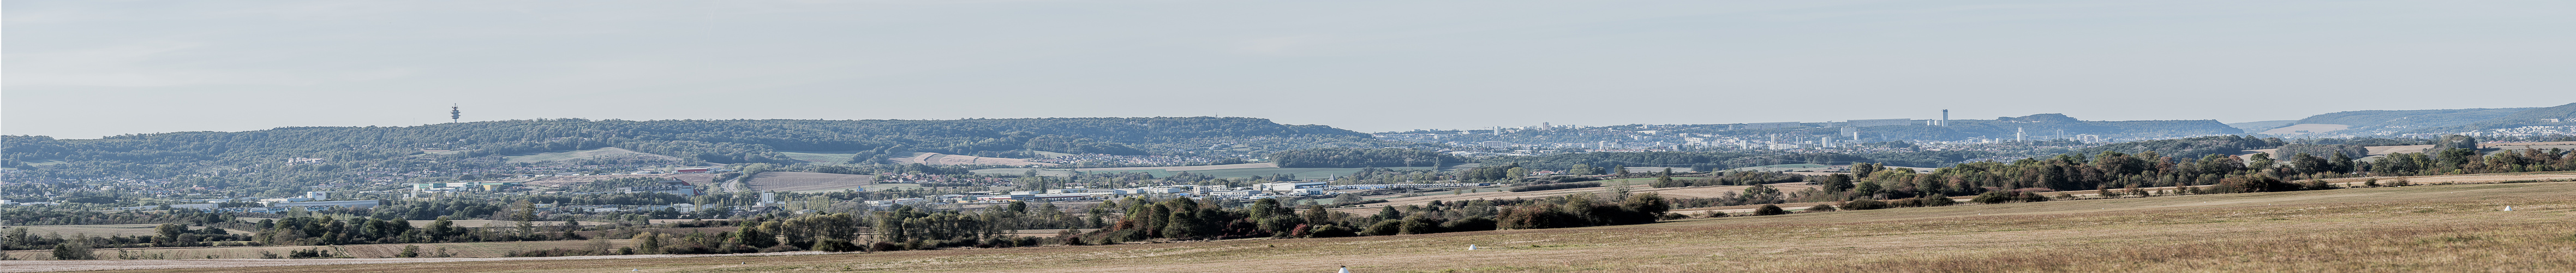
[{"left": 1256, "top": 182, "right": 1328, "bottom": 191}]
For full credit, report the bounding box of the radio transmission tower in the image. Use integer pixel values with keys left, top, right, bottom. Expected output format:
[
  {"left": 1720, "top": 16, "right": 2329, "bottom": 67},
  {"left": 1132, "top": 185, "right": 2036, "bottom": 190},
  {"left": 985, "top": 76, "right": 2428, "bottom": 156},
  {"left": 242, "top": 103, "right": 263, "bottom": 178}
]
[{"left": 450, "top": 104, "right": 461, "bottom": 123}]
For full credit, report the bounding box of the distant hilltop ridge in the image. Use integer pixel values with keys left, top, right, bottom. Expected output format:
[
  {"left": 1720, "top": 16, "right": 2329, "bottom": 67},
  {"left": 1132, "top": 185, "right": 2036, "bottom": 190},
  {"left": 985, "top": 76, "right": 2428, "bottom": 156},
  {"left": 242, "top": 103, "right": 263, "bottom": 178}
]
[
  {"left": 1, "top": 116, "right": 1386, "bottom": 168},
  {"left": 2236, "top": 103, "right": 2576, "bottom": 138},
  {"left": 1392, "top": 113, "right": 2239, "bottom": 143}
]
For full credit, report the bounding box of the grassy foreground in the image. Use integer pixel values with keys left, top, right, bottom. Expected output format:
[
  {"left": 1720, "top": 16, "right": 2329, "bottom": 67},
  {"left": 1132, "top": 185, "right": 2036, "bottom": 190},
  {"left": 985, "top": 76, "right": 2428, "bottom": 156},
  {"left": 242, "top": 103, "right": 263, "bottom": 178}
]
[{"left": 74, "top": 181, "right": 2576, "bottom": 272}]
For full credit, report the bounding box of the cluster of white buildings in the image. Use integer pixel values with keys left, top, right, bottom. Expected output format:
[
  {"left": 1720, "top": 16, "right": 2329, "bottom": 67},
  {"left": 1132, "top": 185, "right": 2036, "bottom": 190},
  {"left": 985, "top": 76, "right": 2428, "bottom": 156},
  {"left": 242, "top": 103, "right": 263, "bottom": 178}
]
[
  {"left": 2479, "top": 126, "right": 2576, "bottom": 137},
  {"left": 116, "top": 192, "right": 384, "bottom": 213}
]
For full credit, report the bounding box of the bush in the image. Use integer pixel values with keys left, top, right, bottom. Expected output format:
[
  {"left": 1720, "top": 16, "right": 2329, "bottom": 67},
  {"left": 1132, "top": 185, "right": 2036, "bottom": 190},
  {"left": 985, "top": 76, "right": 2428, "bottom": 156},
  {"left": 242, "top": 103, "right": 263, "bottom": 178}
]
[
  {"left": 1973, "top": 190, "right": 2052, "bottom": 204},
  {"left": 503, "top": 248, "right": 593, "bottom": 257},
  {"left": 810, "top": 238, "right": 858, "bottom": 252},
  {"left": 2297, "top": 180, "right": 2338, "bottom": 191},
  {"left": 1398, "top": 216, "right": 1442, "bottom": 235},
  {"left": 1366, "top": 219, "right": 1404, "bottom": 236},
  {"left": 1919, "top": 194, "right": 1957, "bottom": 207},
  {"left": 869, "top": 241, "right": 902, "bottom": 252},
  {"left": 1841, "top": 199, "right": 1889, "bottom": 210},
  {"left": 287, "top": 247, "right": 336, "bottom": 259},
  {"left": 1752, "top": 205, "right": 1789, "bottom": 216},
  {"left": 2216, "top": 174, "right": 2297, "bottom": 193},
  {"left": 1308, "top": 224, "right": 1358, "bottom": 238},
  {"left": 1807, "top": 204, "right": 1839, "bottom": 212},
  {"left": 52, "top": 244, "right": 96, "bottom": 260}
]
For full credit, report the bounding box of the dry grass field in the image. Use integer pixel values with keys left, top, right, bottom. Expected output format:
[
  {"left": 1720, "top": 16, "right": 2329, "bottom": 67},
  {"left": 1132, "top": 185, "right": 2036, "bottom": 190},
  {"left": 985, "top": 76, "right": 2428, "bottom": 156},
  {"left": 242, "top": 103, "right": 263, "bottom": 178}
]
[
  {"left": 1340, "top": 180, "right": 1818, "bottom": 212},
  {"left": 744, "top": 172, "right": 877, "bottom": 192},
  {"left": 23, "top": 175, "right": 2576, "bottom": 272}
]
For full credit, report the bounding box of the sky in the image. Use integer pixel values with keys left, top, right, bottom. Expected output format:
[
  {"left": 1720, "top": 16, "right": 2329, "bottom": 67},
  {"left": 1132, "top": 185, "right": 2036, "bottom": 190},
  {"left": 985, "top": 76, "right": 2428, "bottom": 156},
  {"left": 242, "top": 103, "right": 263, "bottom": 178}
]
[{"left": 6, "top": 1, "right": 2572, "bottom": 139}]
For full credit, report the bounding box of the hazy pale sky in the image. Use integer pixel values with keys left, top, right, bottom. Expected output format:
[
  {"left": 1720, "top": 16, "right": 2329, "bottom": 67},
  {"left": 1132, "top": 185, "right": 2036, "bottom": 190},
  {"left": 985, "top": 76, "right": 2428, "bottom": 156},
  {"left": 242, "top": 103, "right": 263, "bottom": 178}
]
[{"left": 7, "top": 1, "right": 2572, "bottom": 139}]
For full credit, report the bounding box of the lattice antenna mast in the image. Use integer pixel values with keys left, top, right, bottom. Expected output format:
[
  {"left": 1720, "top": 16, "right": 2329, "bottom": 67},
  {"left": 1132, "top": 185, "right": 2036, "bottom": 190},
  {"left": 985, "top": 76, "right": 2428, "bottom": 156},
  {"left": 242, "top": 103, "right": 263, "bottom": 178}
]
[{"left": 450, "top": 104, "right": 461, "bottom": 123}]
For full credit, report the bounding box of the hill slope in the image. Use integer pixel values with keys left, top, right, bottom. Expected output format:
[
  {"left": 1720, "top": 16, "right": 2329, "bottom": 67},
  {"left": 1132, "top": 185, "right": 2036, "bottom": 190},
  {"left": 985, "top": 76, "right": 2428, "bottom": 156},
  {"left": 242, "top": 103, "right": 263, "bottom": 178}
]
[
  {"left": 2260, "top": 104, "right": 2572, "bottom": 136},
  {"left": 2437, "top": 103, "right": 2576, "bottom": 133}
]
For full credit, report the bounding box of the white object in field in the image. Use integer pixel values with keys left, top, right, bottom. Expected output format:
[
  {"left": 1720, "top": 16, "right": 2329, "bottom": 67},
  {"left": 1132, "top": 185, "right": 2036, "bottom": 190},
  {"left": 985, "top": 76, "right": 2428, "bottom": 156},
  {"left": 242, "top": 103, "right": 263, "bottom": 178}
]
[
  {"left": 1468, "top": 244, "right": 1477, "bottom": 250},
  {"left": 1340, "top": 265, "right": 1350, "bottom": 273},
  {"left": 2503, "top": 206, "right": 2513, "bottom": 211}
]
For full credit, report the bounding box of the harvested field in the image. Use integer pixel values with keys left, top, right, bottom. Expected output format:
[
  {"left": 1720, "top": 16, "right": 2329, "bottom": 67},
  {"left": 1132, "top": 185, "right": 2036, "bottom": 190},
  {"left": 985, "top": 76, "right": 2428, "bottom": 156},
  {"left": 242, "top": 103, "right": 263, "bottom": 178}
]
[
  {"left": 44, "top": 178, "right": 2576, "bottom": 272},
  {"left": 1951, "top": 171, "right": 2576, "bottom": 200},
  {"left": 745, "top": 172, "right": 875, "bottom": 192},
  {"left": 1337, "top": 180, "right": 1815, "bottom": 212},
  {"left": 2302, "top": 171, "right": 2576, "bottom": 185},
  {"left": 893, "top": 153, "right": 1055, "bottom": 167},
  {"left": 501, "top": 148, "right": 677, "bottom": 164},
  {"left": 518, "top": 173, "right": 720, "bottom": 188}
]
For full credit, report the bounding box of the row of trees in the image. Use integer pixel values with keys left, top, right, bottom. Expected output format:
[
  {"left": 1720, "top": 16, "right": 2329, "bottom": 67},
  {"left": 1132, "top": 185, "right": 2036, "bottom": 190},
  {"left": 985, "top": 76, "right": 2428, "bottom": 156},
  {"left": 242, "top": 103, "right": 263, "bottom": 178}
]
[{"left": 1, "top": 224, "right": 248, "bottom": 252}]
